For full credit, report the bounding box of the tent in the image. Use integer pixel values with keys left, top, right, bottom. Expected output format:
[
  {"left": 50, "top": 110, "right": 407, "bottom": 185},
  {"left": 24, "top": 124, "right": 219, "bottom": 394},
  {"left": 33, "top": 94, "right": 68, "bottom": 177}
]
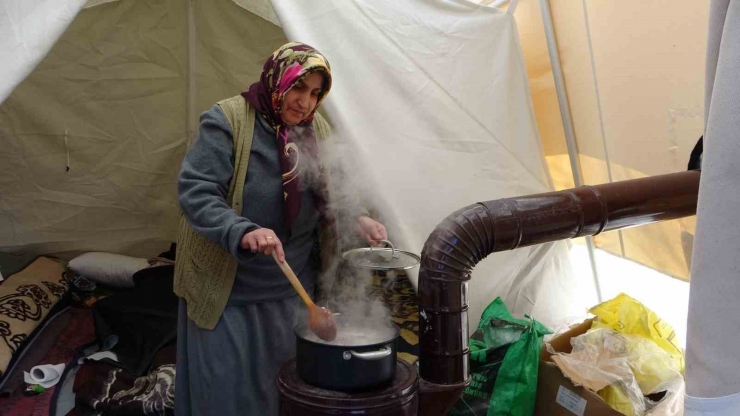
[
  {"left": 3, "top": 0, "right": 739, "bottom": 410},
  {"left": 515, "top": 0, "right": 709, "bottom": 350},
  {"left": 0, "top": 0, "right": 595, "bottom": 332},
  {"left": 522, "top": 0, "right": 706, "bottom": 283}
]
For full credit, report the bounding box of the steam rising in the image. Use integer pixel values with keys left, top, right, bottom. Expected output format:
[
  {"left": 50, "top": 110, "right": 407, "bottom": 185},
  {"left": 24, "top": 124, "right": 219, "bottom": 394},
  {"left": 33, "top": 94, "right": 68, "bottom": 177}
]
[{"left": 296, "top": 121, "right": 396, "bottom": 338}]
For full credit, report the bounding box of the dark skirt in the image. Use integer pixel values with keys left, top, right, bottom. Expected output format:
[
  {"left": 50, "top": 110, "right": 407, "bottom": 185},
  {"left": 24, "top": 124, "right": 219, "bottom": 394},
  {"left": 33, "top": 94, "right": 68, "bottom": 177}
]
[{"left": 175, "top": 296, "right": 301, "bottom": 416}]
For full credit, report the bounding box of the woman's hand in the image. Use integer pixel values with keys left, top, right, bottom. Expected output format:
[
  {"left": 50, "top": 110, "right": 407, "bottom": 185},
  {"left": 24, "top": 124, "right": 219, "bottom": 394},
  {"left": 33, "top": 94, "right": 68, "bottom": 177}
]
[
  {"left": 354, "top": 216, "right": 388, "bottom": 246},
  {"left": 241, "top": 228, "right": 285, "bottom": 262}
]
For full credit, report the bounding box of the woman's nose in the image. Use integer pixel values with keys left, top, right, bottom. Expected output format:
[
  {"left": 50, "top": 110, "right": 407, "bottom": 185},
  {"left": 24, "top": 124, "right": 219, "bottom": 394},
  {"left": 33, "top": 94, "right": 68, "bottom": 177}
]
[{"left": 297, "top": 92, "right": 309, "bottom": 108}]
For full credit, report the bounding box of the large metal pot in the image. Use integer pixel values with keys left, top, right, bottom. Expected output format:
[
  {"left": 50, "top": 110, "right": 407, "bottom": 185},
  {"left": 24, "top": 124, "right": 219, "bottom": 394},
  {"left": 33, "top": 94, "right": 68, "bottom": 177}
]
[{"left": 295, "top": 316, "right": 400, "bottom": 392}]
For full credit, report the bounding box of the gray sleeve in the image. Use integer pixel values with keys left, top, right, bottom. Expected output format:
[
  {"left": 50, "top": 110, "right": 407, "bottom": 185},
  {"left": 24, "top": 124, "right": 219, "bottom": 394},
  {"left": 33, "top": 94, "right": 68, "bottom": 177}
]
[{"left": 178, "top": 104, "right": 259, "bottom": 258}]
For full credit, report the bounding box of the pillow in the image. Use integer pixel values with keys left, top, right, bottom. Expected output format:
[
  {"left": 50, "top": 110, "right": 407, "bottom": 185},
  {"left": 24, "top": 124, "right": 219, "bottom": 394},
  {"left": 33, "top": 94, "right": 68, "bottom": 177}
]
[
  {"left": 0, "top": 257, "right": 69, "bottom": 378},
  {"left": 68, "top": 253, "right": 150, "bottom": 288}
]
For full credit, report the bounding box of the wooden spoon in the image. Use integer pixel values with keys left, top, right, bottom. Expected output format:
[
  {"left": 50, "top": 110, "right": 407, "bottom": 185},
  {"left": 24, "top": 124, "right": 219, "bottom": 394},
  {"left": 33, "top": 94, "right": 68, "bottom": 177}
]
[{"left": 272, "top": 251, "right": 337, "bottom": 342}]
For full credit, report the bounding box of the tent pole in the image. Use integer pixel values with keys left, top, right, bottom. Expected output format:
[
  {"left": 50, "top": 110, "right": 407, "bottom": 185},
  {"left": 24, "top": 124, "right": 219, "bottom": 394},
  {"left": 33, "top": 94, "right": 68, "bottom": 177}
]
[
  {"left": 539, "top": 0, "right": 602, "bottom": 302},
  {"left": 186, "top": 0, "right": 197, "bottom": 148}
]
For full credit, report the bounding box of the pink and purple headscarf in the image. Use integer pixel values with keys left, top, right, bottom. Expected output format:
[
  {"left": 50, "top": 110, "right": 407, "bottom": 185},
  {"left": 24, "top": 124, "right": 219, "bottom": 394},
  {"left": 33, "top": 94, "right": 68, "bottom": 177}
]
[{"left": 242, "top": 42, "right": 332, "bottom": 234}]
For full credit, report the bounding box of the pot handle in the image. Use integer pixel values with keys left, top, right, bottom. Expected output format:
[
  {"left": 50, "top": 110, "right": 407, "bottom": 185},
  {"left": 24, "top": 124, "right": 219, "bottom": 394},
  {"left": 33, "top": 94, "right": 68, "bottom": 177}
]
[
  {"left": 372, "top": 239, "right": 400, "bottom": 260},
  {"left": 342, "top": 346, "right": 392, "bottom": 361}
]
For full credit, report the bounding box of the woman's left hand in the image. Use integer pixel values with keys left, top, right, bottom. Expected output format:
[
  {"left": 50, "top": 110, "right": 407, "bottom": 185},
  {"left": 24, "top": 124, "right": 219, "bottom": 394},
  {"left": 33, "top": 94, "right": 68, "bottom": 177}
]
[{"left": 354, "top": 216, "right": 388, "bottom": 246}]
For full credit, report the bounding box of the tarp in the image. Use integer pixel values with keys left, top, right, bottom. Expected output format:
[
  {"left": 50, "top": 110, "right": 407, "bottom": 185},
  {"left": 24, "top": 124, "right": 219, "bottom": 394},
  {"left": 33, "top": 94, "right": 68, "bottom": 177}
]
[
  {"left": 0, "top": 0, "right": 594, "bottom": 329},
  {"left": 686, "top": 0, "right": 740, "bottom": 400},
  {"left": 522, "top": 0, "right": 708, "bottom": 281},
  {"left": 272, "top": 0, "right": 595, "bottom": 325}
]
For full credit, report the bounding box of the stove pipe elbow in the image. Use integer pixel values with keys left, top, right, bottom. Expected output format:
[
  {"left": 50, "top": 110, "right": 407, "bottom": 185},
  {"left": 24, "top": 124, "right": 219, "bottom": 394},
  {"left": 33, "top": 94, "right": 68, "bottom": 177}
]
[{"left": 417, "top": 170, "right": 700, "bottom": 386}]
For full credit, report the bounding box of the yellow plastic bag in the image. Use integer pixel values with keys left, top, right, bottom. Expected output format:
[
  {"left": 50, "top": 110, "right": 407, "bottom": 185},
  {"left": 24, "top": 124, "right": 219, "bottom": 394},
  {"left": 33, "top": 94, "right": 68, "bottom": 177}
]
[
  {"left": 552, "top": 328, "right": 685, "bottom": 416},
  {"left": 599, "top": 386, "right": 639, "bottom": 416},
  {"left": 589, "top": 293, "right": 684, "bottom": 375},
  {"left": 594, "top": 330, "right": 683, "bottom": 415}
]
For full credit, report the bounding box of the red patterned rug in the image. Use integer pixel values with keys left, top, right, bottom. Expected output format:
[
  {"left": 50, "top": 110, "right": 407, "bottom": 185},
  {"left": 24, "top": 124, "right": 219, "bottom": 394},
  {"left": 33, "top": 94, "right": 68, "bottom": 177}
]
[{"left": 0, "top": 307, "right": 95, "bottom": 416}]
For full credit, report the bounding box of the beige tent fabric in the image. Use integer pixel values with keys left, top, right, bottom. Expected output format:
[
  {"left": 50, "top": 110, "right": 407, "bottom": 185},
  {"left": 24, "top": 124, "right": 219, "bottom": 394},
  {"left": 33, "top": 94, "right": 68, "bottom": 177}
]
[
  {"left": 521, "top": 0, "right": 708, "bottom": 281},
  {"left": 0, "top": 0, "right": 188, "bottom": 257},
  {"left": 194, "top": 0, "right": 287, "bottom": 116},
  {"left": 0, "top": 0, "right": 288, "bottom": 258},
  {"left": 686, "top": 0, "right": 740, "bottom": 399}
]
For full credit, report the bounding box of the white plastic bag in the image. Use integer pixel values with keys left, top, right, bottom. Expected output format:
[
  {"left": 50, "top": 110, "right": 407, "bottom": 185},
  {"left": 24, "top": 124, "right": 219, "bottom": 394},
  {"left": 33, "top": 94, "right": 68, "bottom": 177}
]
[{"left": 552, "top": 328, "right": 685, "bottom": 416}]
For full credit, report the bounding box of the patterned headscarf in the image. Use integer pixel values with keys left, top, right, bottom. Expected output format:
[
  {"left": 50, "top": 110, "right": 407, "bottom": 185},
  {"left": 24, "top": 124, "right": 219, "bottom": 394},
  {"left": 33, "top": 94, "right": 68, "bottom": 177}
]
[{"left": 242, "top": 42, "right": 332, "bottom": 235}]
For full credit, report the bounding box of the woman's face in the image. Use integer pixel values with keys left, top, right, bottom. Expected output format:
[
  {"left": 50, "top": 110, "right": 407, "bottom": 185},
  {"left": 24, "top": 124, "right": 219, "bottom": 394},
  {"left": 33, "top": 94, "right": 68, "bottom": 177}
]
[{"left": 280, "top": 72, "right": 324, "bottom": 126}]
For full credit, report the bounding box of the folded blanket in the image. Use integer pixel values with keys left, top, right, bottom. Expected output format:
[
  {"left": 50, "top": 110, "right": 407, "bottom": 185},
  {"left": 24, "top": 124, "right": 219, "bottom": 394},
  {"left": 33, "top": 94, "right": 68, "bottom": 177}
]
[
  {"left": 0, "top": 257, "right": 69, "bottom": 378},
  {"left": 68, "top": 343, "right": 175, "bottom": 416}
]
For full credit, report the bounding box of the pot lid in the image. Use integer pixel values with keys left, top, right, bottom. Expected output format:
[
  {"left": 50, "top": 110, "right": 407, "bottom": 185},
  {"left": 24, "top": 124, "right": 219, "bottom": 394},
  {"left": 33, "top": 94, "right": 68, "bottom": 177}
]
[{"left": 342, "top": 240, "right": 420, "bottom": 271}]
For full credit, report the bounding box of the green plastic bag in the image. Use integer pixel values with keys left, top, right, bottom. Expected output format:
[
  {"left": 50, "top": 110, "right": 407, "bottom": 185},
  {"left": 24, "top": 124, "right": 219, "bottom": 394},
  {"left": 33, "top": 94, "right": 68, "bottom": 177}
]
[{"left": 448, "top": 298, "right": 551, "bottom": 416}]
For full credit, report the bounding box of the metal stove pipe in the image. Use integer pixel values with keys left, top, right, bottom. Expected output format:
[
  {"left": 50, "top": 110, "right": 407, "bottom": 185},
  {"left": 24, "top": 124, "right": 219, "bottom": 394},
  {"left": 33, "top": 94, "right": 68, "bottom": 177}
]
[{"left": 417, "top": 170, "right": 700, "bottom": 415}]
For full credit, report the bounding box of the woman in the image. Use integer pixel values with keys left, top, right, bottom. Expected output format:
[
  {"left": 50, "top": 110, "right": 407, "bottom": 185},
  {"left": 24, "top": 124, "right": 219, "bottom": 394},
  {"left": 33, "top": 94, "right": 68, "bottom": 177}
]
[{"left": 174, "top": 42, "right": 387, "bottom": 415}]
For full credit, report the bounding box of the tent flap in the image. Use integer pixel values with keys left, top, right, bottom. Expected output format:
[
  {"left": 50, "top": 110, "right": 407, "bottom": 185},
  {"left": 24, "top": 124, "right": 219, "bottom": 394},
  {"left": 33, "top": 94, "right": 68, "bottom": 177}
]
[{"left": 271, "top": 0, "right": 594, "bottom": 327}]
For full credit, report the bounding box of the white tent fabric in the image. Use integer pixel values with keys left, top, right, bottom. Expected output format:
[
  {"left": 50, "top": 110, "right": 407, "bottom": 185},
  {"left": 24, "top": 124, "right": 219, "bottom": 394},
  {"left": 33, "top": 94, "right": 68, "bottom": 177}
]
[
  {"left": 686, "top": 393, "right": 740, "bottom": 416},
  {"left": 686, "top": 0, "right": 740, "bottom": 404},
  {"left": 271, "top": 0, "right": 593, "bottom": 326},
  {"left": 0, "top": 0, "right": 592, "bottom": 330},
  {"left": 0, "top": 0, "right": 88, "bottom": 104}
]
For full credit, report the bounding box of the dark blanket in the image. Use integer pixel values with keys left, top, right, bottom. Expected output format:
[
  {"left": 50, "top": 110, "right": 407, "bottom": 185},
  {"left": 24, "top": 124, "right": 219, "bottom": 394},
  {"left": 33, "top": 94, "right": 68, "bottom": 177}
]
[
  {"left": 67, "top": 343, "right": 176, "bottom": 416},
  {"left": 93, "top": 265, "right": 178, "bottom": 376},
  {"left": 0, "top": 307, "right": 95, "bottom": 416}
]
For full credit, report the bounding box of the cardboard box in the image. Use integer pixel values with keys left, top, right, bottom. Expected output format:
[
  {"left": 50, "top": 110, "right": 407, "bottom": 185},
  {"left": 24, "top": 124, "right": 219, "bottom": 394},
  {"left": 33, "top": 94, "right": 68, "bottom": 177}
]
[{"left": 533, "top": 319, "right": 623, "bottom": 416}]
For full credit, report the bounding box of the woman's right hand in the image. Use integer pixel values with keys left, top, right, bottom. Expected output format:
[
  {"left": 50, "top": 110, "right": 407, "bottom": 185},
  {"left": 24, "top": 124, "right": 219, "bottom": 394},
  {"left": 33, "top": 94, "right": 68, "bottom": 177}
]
[{"left": 240, "top": 228, "right": 285, "bottom": 262}]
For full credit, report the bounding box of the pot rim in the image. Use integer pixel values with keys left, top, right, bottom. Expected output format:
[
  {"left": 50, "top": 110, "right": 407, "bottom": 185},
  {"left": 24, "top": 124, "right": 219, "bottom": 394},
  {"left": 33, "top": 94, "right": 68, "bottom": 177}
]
[{"left": 294, "top": 322, "right": 400, "bottom": 348}]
